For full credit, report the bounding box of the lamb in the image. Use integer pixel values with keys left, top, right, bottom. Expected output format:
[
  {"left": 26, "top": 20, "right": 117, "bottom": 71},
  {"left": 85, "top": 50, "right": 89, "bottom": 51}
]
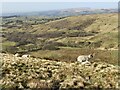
[
  {"left": 77, "top": 54, "right": 93, "bottom": 64},
  {"left": 22, "top": 54, "right": 30, "bottom": 58},
  {"left": 14, "top": 53, "right": 20, "bottom": 57}
]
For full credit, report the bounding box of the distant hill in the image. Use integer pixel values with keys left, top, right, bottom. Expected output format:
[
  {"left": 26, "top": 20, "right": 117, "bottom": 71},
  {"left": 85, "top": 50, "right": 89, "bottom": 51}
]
[{"left": 2, "top": 8, "right": 117, "bottom": 17}]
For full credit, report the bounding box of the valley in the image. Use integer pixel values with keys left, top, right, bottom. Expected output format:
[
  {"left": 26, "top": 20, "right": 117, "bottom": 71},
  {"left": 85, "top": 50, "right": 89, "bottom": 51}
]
[{"left": 1, "top": 13, "right": 118, "bottom": 65}]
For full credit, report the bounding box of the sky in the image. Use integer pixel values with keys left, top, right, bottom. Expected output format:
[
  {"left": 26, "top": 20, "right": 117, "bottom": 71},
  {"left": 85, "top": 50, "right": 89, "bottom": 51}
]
[
  {"left": 0, "top": 0, "right": 119, "bottom": 2},
  {"left": 1, "top": 2, "right": 118, "bottom": 14}
]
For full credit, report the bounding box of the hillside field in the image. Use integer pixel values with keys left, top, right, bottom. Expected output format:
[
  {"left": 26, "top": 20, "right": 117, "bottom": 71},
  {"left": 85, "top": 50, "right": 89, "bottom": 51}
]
[{"left": 1, "top": 13, "right": 118, "bottom": 65}]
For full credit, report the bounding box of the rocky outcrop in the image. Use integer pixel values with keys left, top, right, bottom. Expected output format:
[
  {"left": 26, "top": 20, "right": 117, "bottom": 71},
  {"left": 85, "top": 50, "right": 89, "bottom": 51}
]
[{"left": 0, "top": 53, "right": 119, "bottom": 89}]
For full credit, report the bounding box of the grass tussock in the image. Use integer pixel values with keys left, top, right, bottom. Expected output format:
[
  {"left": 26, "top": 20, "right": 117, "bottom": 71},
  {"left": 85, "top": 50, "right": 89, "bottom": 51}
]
[{"left": 0, "top": 53, "right": 119, "bottom": 89}]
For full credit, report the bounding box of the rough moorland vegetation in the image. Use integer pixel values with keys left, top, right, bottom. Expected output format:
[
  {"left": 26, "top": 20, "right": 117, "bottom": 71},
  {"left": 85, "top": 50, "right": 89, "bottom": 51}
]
[
  {"left": 2, "top": 13, "right": 118, "bottom": 53},
  {"left": 0, "top": 53, "right": 119, "bottom": 89},
  {"left": 1, "top": 13, "right": 118, "bottom": 65}
]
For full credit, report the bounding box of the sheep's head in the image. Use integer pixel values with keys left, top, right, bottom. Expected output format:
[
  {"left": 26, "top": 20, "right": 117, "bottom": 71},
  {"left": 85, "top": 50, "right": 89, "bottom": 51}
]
[
  {"left": 89, "top": 53, "right": 96, "bottom": 58},
  {"left": 90, "top": 54, "right": 93, "bottom": 58},
  {"left": 88, "top": 54, "right": 94, "bottom": 58}
]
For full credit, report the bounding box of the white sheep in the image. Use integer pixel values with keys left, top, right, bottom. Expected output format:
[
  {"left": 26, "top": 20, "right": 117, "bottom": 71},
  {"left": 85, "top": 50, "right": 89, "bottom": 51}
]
[
  {"left": 14, "top": 53, "right": 22, "bottom": 60},
  {"left": 14, "top": 53, "right": 20, "bottom": 57},
  {"left": 22, "top": 54, "right": 30, "bottom": 58},
  {"left": 77, "top": 54, "right": 93, "bottom": 64}
]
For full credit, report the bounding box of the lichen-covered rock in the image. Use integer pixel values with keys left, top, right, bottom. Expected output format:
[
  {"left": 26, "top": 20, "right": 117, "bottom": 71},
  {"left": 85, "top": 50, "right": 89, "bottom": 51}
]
[{"left": 0, "top": 53, "right": 119, "bottom": 89}]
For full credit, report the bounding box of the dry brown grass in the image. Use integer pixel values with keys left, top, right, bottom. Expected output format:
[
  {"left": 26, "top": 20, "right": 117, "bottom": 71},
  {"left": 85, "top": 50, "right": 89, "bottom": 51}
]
[
  {"left": 30, "top": 48, "right": 118, "bottom": 65},
  {"left": 1, "top": 53, "right": 119, "bottom": 89}
]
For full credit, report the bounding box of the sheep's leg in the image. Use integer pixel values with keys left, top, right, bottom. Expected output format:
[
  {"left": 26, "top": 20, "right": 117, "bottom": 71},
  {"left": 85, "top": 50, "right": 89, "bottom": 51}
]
[
  {"left": 85, "top": 61, "right": 91, "bottom": 65},
  {"left": 81, "top": 61, "right": 87, "bottom": 65},
  {"left": 81, "top": 61, "right": 91, "bottom": 65}
]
